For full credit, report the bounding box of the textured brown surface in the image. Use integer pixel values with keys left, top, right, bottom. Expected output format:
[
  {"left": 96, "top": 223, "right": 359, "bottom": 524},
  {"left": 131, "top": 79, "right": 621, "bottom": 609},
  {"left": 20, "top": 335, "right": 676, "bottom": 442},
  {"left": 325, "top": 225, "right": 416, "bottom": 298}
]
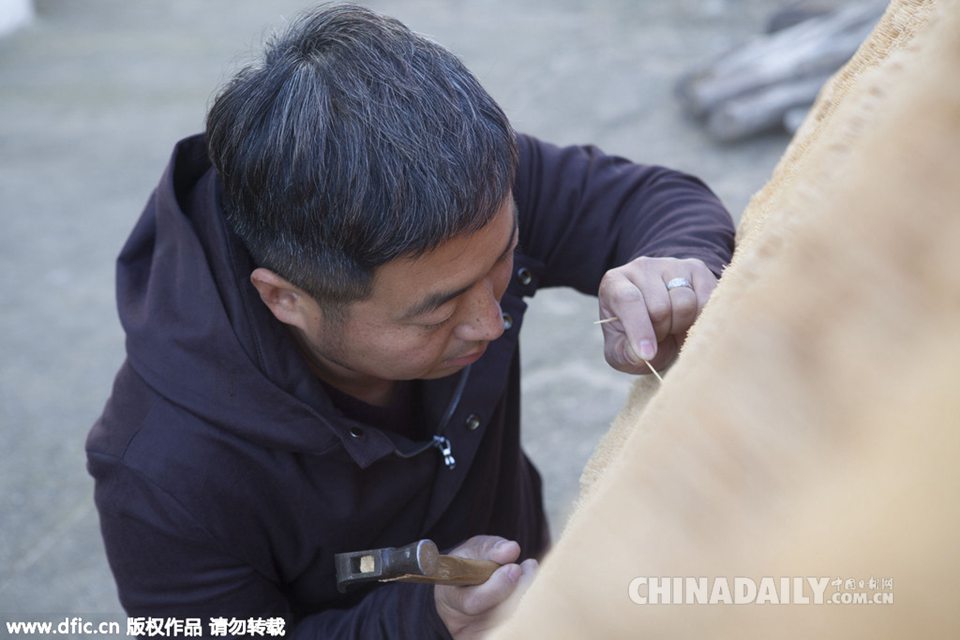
[{"left": 493, "top": 0, "right": 960, "bottom": 636}]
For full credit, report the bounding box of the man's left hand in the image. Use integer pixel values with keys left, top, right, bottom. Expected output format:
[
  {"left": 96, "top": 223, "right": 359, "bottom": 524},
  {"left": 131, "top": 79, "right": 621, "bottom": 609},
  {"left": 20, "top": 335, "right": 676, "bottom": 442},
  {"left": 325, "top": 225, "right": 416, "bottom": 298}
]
[{"left": 597, "top": 256, "right": 718, "bottom": 374}]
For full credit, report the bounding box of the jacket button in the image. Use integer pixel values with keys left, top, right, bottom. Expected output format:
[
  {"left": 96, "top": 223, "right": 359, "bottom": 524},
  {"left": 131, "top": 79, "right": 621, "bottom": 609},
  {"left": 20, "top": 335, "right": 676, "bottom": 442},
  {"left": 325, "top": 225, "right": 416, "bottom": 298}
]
[
  {"left": 349, "top": 426, "right": 364, "bottom": 439},
  {"left": 517, "top": 267, "right": 533, "bottom": 286},
  {"left": 465, "top": 414, "right": 481, "bottom": 431},
  {"left": 502, "top": 312, "right": 513, "bottom": 330}
]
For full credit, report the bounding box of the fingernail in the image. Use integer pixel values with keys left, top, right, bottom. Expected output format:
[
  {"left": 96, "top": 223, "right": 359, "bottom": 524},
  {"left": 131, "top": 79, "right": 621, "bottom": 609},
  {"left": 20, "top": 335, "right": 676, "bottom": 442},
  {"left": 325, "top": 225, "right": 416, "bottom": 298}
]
[
  {"left": 495, "top": 540, "right": 513, "bottom": 551},
  {"left": 506, "top": 564, "right": 521, "bottom": 583},
  {"left": 640, "top": 340, "right": 656, "bottom": 361},
  {"left": 626, "top": 343, "right": 642, "bottom": 365}
]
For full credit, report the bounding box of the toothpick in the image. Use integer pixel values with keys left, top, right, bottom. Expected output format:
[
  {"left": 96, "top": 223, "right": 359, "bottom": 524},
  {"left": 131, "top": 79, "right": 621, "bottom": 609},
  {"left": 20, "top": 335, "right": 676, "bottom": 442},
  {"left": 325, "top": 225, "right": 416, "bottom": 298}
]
[
  {"left": 593, "top": 316, "right": 664, "bottom": 383},
  {"left": 643, "top": 359, "right": 664, "bottom": 383}
]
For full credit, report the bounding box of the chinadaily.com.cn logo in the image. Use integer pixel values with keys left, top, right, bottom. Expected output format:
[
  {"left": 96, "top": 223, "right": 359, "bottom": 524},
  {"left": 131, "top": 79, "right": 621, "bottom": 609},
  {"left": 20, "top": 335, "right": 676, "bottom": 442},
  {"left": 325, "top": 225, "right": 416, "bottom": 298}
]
[{"left": 627, "top": 576, "right": 894, "bottom": 605}]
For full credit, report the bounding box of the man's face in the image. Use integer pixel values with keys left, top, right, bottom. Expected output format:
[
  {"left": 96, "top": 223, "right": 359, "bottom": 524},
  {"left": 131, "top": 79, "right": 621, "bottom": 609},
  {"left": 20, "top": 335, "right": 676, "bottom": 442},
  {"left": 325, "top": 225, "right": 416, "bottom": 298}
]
[{"left": 295, "top": 194, "right": 518, "bottom": 399}]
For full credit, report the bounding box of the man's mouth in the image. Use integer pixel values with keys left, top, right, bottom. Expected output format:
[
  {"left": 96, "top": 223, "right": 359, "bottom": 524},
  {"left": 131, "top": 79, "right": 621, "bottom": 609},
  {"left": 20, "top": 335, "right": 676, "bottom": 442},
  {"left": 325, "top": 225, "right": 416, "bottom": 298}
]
[{"left": 444, "top": 345, "right": 487, "bottom": 368}]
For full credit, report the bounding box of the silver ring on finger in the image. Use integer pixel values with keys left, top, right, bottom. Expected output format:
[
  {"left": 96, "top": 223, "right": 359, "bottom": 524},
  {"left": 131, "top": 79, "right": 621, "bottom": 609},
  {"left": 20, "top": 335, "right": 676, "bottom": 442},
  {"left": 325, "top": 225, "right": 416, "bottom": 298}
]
[{"left": 665, "top": 277, "right": 694, "bottom": 292}]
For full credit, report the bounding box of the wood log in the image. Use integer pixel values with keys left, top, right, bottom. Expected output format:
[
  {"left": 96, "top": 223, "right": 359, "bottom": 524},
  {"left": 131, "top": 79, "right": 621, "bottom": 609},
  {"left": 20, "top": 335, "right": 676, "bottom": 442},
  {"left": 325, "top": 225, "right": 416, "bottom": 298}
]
[
  {"left": 676, "top": 1, "right": 885, "bottom": 119},
  {"left": 766, "top": 2, "right": 840, "bottom": 34},
  {"left": 706, "top": 73, "right": 830, "bottom": 142}
]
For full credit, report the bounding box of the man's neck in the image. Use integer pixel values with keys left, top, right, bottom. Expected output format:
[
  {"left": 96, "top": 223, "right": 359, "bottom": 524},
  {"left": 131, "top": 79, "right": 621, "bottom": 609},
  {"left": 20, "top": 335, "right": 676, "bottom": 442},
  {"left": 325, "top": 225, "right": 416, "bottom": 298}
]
[
  {"left": 323, "top": 374, "right": 397, "bottom": 408},
  {"left": 293, "top": 336, "right": 397, "bottom": 407}
]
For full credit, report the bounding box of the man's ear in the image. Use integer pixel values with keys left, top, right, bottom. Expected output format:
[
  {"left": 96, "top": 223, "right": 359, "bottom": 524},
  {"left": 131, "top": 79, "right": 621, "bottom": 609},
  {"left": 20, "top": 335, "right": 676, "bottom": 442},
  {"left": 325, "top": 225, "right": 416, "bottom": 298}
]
[{"left": 250, "top": 268, "right": 311, "bottom": 329}]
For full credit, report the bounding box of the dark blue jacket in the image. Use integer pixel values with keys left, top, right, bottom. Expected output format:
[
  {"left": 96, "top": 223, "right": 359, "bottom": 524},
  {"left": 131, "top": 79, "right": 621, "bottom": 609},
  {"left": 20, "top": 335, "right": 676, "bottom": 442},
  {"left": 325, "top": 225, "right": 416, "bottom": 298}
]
[{"left": 87, "top": 133, "right": 734, "bottom": 638}]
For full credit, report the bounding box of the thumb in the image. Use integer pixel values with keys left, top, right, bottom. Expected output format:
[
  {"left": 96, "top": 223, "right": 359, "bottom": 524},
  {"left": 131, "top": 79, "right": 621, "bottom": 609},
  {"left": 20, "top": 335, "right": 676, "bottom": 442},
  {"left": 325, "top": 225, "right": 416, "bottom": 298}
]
[
  {"left": 450, "top": 536, "right": 521, "bottom": 565},
  {"left": 486, "top": 539, "right": 521, "bottom": 565}
]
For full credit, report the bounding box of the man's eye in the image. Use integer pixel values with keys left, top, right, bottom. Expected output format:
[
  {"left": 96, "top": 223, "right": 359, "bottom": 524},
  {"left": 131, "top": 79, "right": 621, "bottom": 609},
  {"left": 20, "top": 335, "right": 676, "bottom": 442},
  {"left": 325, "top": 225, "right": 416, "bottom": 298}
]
[{"left": 423, "top": 315, "right": 453, "bottom": 329}]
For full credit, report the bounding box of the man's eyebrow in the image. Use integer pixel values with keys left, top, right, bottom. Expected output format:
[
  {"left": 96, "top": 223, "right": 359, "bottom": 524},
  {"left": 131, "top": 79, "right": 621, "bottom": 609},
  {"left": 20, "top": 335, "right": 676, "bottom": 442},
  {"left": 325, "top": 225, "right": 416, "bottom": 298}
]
[{"left": 401, "top": 210, "right": 518, "bottom": 321}]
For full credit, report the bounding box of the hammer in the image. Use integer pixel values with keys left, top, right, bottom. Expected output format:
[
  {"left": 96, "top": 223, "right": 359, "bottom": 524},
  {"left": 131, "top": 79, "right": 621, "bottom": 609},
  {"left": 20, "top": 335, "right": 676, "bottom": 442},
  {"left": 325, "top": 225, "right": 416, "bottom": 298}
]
[{"left": 335, "top": 539, "right": 500, "bottom": 593}]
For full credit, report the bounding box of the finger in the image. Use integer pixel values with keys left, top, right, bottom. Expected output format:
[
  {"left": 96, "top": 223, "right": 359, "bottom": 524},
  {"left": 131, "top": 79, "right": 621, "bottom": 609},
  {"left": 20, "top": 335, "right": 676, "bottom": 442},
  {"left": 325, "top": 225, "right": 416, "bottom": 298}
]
[
  {"left": 517, "top": 558, "right": 539, "bottom": 581},
  {"left": 647, "top": 333, "right": 680, "bottom": 371},
  {"left": 690, "top": 264, "right": 718, "bottom": 313},
  {"left": 486, "top": 539, "right": 521, "bottom": 565},
  {"left": 490, "top": 558, "right": 540, "bottom": 623},
  {"left": 637, "top": 277, "right": 674, "bottom": 346},
  {"left": 440, "top": 536, "right": 522, "bottom": 616},
  {"left": 611, "top": 273, "right": 670, "bottom": 361},
  {"left": 506, "top": 560, "right": 539, "bottom": 606},
  {"left": 665, "top": 281, "right": 699, "bottom": 336},
  {"left": 457, "top": 563, "right": 523, "bottom": 616},
  {"left": 603, "top": 337, "right": 647, "bottom": 375},
  {"left": 436, "top": 546, "right": 531, "bottom": 620},
  {"left": 449, "top": 536, "right": 520, "bottom": 565},
  {"left": 599, "top": 275, "right": 658, "bottom": 363}
]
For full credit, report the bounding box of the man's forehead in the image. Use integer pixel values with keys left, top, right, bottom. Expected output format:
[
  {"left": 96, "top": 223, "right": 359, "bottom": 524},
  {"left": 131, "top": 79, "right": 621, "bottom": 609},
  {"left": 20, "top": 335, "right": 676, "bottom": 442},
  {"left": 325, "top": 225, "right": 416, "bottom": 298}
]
[{"left": 363, "top": 197, "right": 518, "bottom": 317}]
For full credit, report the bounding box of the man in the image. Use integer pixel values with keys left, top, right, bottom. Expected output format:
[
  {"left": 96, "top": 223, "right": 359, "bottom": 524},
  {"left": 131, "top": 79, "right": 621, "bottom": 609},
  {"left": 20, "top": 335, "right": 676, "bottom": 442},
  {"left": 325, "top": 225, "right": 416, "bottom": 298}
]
[{"left": 87, "top": 4, "right": 734, "bottom": 638}]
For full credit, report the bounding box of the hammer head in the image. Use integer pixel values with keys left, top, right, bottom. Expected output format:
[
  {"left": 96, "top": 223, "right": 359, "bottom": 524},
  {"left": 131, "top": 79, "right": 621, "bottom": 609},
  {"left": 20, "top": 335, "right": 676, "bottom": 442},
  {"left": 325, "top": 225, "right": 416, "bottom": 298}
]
[{"left": 335, "top": 539, "right": 440, "bottom": 593}]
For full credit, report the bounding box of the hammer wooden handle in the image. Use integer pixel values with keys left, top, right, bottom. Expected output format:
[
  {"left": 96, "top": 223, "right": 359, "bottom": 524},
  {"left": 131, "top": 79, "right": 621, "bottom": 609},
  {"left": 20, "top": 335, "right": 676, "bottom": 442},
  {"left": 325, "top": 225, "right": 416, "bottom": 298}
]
[
  {"left": 385, "top": 555, "right": 501, "bottom": 586},
  {"left": 434, "top": 555, "right": 501, "bottom": 585}
]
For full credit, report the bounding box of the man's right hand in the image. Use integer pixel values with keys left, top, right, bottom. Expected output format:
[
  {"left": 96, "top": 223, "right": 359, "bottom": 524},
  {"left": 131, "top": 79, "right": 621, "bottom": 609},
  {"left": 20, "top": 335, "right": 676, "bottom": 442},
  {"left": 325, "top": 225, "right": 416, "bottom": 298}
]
[{"left": 434, "top": 536, "right": 538, "bottom": 639}]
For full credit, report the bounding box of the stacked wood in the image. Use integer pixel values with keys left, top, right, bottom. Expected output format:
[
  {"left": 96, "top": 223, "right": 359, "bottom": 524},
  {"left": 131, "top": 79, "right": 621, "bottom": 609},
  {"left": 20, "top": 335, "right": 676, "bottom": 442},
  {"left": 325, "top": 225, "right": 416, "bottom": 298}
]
[{"left": 676, "top": 1, "right": 886, "bottom": 141}]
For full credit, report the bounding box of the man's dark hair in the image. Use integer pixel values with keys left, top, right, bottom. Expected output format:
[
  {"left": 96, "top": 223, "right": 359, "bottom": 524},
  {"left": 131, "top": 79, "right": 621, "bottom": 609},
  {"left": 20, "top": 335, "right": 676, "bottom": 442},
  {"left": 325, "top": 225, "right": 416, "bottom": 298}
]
[{"left": 206, "top": 3, "right": 517, "bottom": 308}]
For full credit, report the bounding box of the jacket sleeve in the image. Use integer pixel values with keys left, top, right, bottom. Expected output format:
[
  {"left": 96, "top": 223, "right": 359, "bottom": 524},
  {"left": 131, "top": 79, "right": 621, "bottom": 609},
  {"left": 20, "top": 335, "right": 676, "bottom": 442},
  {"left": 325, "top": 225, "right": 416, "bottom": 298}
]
[
  {"left": 91, "top": 458, "right": 452, "bottom": 640},
  {"left": 513, "top": 134, "right": 735, "bottom": 293}
]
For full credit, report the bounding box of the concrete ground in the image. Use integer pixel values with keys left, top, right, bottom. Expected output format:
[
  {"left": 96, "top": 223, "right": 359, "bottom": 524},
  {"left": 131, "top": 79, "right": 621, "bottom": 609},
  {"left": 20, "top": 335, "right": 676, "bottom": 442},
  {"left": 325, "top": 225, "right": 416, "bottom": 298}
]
[{"left": 0, "top": 0, "right": 791, "bottom": 625}]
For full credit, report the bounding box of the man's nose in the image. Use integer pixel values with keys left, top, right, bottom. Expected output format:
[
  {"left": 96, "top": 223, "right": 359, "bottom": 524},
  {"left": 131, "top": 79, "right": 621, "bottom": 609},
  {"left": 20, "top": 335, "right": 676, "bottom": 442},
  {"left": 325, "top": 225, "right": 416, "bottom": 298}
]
[{"left": 454, "top": 283, "right": 506, "bottom": 343}]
